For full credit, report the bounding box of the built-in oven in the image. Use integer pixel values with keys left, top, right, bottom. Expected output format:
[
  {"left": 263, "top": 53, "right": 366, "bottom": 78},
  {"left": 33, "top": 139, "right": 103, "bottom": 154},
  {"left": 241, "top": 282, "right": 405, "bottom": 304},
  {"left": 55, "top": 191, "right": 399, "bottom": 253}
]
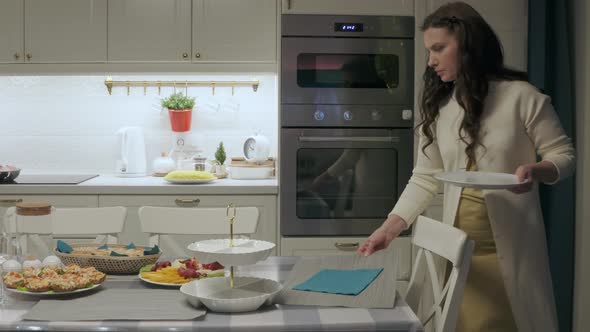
[
  {"left": 281, "top": 128, "right": 412, "bottom": 236},
  {"left": 281, "top": 15, "right": 414, "bottom": 109},
  {"left": 280, "top": 15, "right": 415, "bottom": 237}
]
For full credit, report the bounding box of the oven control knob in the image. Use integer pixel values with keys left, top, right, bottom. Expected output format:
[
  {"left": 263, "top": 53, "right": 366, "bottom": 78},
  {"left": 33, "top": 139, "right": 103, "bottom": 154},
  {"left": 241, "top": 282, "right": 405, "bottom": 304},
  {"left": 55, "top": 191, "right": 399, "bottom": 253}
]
[
  {"left": 402, "top": 109, "right": 413, "bottom": 120},
  {"left": 343, "top": 111, "right": 353, "bottom": 121},
  {"left": 314, "top": 110, "right": 325, "bottom": 121},
  {"left": 371, "top": 110, "right": 382, "bottom": 120}
]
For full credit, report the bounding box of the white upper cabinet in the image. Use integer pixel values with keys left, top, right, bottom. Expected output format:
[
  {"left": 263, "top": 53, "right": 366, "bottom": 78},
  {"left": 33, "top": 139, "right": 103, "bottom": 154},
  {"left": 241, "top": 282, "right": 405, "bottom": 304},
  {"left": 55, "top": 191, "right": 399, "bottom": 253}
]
[
  {"left": 192, "top": 0, "right": 277, "bottom": 63},
  {"left": 281, "top": 0, "right": 414, "bottom": 16},
  {"left": 0, "top": 0, "right": 24, "bottom": 63},
  {"left": 24, "top": 0, "right": 107, "bottom": 63},
  {"left": 108, "top": 0, "right": 192, "bottom": 63}
]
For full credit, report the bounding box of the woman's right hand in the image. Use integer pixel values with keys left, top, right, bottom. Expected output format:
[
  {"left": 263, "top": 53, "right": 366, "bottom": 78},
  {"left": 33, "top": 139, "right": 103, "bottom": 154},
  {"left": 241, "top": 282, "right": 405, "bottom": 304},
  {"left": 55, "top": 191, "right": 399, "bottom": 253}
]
[{"left": 357, "top": 214, "right": 408, "bottom": 256}]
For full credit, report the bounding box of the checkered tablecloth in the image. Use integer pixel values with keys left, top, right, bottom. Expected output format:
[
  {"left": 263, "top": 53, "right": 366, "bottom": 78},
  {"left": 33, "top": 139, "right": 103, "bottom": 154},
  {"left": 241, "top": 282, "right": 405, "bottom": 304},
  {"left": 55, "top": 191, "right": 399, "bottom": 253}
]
[{"left": 0, "top": 256, "right": 423, "bottom": 332}]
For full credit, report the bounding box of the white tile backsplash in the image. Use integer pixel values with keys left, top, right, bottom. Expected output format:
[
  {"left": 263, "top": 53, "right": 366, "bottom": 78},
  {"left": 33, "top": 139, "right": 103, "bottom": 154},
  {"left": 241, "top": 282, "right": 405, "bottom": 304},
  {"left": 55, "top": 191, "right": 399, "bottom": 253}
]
[{"left": 0, "top": 73, "right": 278, "bottom": 174}]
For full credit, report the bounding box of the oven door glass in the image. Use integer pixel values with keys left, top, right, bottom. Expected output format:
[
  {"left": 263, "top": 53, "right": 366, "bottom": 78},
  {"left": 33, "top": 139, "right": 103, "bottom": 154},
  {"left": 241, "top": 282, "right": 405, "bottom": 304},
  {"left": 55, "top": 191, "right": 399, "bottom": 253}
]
[
  {"left": 296, "top": 148, "right": 397, "bottom": 219},
  {"left": 280, "top": 128, "right": 412, "bottom": 236},
  {"left": 297, "top": 54, "right": 399, "bottom": 89},
  {"left": 282, "top": 37, "right": 413, "bottom": 105}
]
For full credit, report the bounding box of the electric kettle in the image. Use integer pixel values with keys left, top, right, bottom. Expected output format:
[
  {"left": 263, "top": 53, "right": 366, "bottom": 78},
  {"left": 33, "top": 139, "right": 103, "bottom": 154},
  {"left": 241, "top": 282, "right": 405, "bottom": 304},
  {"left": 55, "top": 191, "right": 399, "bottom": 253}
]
[{"left": 115, "top": 126, "right": 147, "bottom": 177}]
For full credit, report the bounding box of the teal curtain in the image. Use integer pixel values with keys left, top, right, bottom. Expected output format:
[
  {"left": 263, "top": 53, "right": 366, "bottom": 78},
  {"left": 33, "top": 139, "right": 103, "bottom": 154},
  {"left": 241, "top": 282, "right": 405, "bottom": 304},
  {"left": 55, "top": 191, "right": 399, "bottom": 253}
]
[{"left": 528, "top": 1, "right": 575, "bottom": 331}]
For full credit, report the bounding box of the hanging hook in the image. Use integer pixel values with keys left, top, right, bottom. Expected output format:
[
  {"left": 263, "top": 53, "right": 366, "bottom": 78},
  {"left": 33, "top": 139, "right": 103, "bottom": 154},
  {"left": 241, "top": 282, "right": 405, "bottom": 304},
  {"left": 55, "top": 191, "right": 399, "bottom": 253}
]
[
  {"left": 231, "top": 82, "right": 235, "bottom": 96},
  {"left": 185, "top": 80, "right": 188, "bottom": 95},
  {"left": 143, "top": 81, "right": 147, "bottom": 96},
  {"left": 157, "top": 81, "right": 161, "bottom": 95},
  {"left": 173, "top": 81, "right": 177, "bottom": 94},
  {"left": 211, "top": 83, "right": 216, "bottom": 96},
  {"left": 127, "top": 81, "right": 130, "bottom": 96}
]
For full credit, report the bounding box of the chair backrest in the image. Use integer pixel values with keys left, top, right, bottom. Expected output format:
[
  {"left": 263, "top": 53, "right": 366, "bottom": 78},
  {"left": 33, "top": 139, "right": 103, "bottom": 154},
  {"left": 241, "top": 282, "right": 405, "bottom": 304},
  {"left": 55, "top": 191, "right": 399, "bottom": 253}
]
[
  {"left": 405, "top": 215, "right": 474, "bottom": 332},
  {"left": 138, "top": 206, "right": 260, "bottom": 257},
  {"left": 139, "top": 206, "right": 259, "bottom": 257},
  {"left": 4, "top": 206, "right": 127, "bottom": 258}
]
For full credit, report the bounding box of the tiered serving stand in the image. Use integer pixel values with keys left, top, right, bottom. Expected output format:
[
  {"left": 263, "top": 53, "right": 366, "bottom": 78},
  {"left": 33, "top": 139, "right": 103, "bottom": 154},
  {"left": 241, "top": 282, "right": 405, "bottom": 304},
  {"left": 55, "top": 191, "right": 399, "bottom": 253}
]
[{"left": 180, "top": 204, "right": 281, "bottom": 313}]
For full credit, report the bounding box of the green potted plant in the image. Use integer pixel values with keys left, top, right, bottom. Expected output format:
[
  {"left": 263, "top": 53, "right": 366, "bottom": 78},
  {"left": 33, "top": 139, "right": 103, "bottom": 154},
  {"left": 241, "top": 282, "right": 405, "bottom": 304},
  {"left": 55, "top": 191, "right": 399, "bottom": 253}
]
[
  {"left": 211, "top": 142, "right": 228, "bottom": 178},
  {"left": 161, "top": 92, "right": 196, "bottom": 132}
]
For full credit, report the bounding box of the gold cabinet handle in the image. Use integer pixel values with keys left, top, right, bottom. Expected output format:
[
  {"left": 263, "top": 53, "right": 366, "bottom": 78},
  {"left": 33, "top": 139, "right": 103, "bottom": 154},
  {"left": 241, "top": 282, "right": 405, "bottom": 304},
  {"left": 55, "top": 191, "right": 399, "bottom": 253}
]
[
  {"left": 14, "top": 53, "right": 20, "bottom": 60},
  {"left": 334, "top": 242, "right": 359, "bottom": 251},
  {"left": 195, "top": 52, "right": 201, "bottom": 59},
  {"left": 175, "top": 198, "right": 200, "bottom": 207},
  {"left": 287, "top": 0, "right": 292, "bottom": 10},
  {"left": 26, "top": 53, "right": 32, "bottom": 60},
  {"left": 182, "top": 52, "right": 189, "bottom": 59},
  {"left": 0, "top": 199, "right": 23, "bottom": 204}
]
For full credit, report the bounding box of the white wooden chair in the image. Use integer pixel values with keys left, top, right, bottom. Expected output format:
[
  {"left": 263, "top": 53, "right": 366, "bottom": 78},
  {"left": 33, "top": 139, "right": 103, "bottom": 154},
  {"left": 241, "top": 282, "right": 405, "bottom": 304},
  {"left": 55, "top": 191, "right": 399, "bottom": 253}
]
[
  {"left": 138, "top": 206, "right": 259, "bottom": 258},
  {"left": 4, "top": 206, "right": 127, "bottom": 258},
  {"left": 405, "top": 215, "right": 474, "bottom": 332}
]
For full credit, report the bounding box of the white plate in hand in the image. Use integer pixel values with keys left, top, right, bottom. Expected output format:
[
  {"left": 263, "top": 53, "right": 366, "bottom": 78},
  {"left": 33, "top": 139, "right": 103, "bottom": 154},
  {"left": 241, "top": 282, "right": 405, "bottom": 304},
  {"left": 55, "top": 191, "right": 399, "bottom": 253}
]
[{"left": 434, "top": 171, "right": 527, "bottom": 189}]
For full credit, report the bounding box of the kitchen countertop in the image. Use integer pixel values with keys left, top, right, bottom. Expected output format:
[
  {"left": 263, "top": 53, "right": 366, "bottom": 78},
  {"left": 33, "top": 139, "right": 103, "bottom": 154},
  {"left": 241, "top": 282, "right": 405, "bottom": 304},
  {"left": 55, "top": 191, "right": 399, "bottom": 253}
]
[{"left": 0, "top": 175, "right": 278, "bottom": 195}]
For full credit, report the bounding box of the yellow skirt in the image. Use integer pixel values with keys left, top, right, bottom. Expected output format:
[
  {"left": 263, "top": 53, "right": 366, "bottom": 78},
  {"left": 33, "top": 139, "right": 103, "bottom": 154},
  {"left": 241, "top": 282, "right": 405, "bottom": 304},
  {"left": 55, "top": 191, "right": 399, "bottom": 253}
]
[{"left": 453, "top": 172, "right": 518, "bottom": 331}]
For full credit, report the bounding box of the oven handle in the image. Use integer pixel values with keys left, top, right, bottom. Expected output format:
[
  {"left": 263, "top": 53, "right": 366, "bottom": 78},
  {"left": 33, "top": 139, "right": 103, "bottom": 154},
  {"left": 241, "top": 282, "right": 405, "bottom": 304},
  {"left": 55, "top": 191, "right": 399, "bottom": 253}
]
[{"left": 298, "top": 136, "right": 400, "bottom": 143}]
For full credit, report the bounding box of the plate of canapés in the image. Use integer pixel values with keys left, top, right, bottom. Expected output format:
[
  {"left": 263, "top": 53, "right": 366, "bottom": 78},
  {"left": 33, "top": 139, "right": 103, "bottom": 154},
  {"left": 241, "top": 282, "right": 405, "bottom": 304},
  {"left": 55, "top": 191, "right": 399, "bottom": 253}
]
[
  {"left": 139, "top": 257, "right": 225, "bottom": 287},
  {"left": 2, "top": 257, "right": 106, "bottom": 296}
]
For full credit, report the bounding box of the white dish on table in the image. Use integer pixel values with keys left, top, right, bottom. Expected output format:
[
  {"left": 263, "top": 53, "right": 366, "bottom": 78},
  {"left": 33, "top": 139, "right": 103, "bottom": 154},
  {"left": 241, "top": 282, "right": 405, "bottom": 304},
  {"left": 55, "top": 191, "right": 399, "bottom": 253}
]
[
  {"left": 5, "top": 283, "right": 102, "bottom": 297},
  {"left": 180, "top": 276, "right": 282, "bottom": 313},
  {"left": 434, "top": 171, "right": 527, "bottom": 189},
  {"left": 138, "top": 273, "right": 187, "bottom": 287},
  {"left": 138, "top": 270, "right": 225, "bottom": 287},
  {"left": 187, "top": 239, "right": 275, "bottom": 266},
  {"left": 164, "top": 178, "right": 216, "bottom": 184}
]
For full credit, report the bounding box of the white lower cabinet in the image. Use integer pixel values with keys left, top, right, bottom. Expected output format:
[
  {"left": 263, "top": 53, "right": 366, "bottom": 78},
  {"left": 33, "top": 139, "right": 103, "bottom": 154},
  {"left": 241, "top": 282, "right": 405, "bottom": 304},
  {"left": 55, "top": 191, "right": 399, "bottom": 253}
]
[
  {"left": 281, "top": 236, "right": 412, "bottom": 292},
  {"left": 98, "top": 194, "right": 278, "bottom": 257}
]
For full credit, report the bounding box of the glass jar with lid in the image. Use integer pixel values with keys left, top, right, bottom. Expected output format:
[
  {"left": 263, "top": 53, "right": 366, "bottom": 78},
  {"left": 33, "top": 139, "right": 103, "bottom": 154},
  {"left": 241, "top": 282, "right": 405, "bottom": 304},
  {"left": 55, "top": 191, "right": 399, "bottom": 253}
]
[{"left": 192, "top": 154, "right": 207, "bottom": 172}]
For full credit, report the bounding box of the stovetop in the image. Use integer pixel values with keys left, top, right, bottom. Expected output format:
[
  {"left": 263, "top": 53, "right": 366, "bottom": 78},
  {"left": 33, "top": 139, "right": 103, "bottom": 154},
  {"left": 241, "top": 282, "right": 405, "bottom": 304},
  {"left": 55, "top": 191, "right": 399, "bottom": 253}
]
[{"left": 0, "top": 174, "right": 99, "bottom": 185}]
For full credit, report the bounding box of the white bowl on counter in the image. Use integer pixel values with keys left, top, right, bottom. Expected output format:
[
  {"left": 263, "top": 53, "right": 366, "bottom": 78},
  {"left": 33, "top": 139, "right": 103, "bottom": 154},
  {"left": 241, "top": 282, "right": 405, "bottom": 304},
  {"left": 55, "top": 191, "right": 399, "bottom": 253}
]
[
  {"left": 187, "top": 239, "right": 275, "bottom": 266},
  {"left": 180, "top": 276, "right": 282, "bottom": 313},
  {"left": 227, "top": 166, "right": 273, "bottom": 180}
]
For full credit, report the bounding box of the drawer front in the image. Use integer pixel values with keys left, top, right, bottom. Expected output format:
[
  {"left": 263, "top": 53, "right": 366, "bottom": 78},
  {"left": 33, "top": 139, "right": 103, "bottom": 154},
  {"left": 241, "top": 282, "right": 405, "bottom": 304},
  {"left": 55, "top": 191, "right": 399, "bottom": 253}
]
[{"left": 280, "top": 236, "right": 412, "bottom": 281}]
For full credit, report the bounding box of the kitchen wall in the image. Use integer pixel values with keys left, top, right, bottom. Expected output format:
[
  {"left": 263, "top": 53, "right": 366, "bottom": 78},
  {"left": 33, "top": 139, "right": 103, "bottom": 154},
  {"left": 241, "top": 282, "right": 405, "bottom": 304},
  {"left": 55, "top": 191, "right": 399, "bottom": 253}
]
[{"left": 0, "top": 73, "right": 278, "bottom": 174}]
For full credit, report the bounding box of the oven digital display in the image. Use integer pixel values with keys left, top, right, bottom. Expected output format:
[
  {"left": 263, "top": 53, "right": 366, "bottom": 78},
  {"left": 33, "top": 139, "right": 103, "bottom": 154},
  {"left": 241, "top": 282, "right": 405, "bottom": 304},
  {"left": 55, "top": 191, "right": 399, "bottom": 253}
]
[{"left": 334, "top": 23, "right": 363, "bottom": 32}]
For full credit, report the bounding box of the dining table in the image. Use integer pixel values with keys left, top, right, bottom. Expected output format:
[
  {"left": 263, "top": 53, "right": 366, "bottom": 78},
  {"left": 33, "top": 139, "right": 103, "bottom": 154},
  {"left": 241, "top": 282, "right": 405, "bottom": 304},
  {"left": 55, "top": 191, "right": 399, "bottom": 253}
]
[{"left": 0, "top": 256, "right": 424, "bottom": 332}]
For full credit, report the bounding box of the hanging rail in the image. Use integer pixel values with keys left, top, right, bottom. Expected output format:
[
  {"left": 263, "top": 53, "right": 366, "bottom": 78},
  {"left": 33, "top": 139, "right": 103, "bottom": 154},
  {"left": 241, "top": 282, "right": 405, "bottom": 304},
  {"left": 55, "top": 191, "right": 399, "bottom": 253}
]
[{"left": 104, "top": 77, "right": 259, "bottom": 96}]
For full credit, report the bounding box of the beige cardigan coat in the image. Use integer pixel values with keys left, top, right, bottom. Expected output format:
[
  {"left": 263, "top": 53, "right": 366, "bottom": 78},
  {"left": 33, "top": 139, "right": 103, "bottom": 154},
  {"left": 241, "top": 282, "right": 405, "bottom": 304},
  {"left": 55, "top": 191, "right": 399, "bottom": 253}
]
[{"left": 391, "top": 80, "right": 575, "bottom": 332}]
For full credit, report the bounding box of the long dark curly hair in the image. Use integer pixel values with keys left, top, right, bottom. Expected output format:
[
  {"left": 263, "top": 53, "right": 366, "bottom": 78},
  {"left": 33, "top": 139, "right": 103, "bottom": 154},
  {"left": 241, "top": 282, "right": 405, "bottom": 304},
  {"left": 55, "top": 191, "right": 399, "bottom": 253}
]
[{"left": 419, "top": 2, "right": 527, "bottom": 165}]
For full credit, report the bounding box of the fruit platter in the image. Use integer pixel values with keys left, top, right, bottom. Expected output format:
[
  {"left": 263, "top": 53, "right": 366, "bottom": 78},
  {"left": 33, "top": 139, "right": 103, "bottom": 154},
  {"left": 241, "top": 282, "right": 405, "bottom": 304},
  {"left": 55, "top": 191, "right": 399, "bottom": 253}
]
[{"left": 139, "top": 257, "right": 225, "bottom": 286}]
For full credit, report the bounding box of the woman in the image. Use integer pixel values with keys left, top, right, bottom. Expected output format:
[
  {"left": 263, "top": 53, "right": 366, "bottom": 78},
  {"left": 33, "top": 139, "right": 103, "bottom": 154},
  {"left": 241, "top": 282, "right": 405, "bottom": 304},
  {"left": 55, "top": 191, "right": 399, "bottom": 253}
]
[{"left": 358, "top": 2, "right": 575, "bottom": 332}]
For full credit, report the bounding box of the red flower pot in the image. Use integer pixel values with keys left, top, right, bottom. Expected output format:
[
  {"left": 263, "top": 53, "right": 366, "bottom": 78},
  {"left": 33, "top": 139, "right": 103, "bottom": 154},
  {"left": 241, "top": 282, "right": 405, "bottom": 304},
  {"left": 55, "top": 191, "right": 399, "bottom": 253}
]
[{"left": 168, "top": 108, "right": 192, "bottom": 132}]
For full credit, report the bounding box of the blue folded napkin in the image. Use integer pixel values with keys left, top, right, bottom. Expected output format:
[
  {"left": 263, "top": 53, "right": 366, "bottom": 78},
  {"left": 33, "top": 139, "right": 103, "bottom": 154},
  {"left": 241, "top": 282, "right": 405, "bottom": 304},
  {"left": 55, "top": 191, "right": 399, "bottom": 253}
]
[
  {"left": 125, "top": 242, "right": 136, "bottom": 249},
  {"left": 109, "top": 251, "right": 128, "bottom": 257},
  {"left": 293, "top": 268, "right": 384, "bottom": 296},
  {"left": 56, "top": 240, "right": 73, "bottom": 253},
  {"left": 98, "top": 244, "right": 109, "bottom": 250},
  {"left": 143, "top": 245, "right": 160, "bottom": 255}
]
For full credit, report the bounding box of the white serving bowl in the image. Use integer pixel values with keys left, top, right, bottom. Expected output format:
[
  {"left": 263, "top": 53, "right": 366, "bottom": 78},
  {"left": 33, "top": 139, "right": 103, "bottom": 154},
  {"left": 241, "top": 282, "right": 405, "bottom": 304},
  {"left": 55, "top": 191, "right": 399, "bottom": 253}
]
[
  {"left": 180, "top": 276, "right": 282, "bottom": 313},
  {"left": 187, "top": 239, "right": 275, "bottom": 266}
]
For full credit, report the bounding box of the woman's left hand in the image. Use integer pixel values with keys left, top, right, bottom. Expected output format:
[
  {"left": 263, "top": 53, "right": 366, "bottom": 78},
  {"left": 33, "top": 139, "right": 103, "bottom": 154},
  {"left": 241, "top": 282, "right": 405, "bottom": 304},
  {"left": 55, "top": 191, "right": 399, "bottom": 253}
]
[{"left": 510, "top": 164, "right": 534, "bottom": 194}]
